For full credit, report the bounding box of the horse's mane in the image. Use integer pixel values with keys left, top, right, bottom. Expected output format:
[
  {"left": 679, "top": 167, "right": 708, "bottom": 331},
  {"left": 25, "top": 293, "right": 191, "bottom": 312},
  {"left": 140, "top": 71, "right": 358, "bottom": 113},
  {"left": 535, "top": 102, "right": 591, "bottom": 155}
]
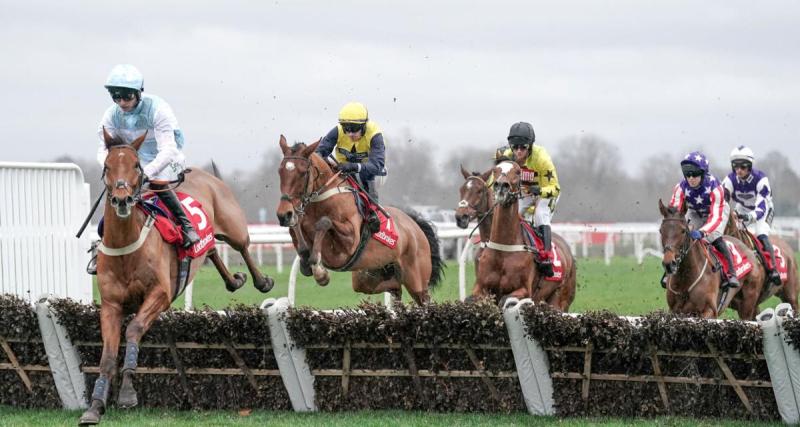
[{"left": 106, "top": 134, "right": 129, "bottom": 148}]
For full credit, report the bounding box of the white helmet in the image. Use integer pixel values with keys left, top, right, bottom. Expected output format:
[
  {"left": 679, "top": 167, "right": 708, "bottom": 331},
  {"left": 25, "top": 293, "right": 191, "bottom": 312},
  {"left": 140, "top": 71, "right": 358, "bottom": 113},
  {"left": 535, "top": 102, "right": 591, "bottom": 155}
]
[
  {"left": 104, "top": 64, "right": 144, "bottom": 91},
  {"left": 730, "top": 145, "right": 754, "bottom": 163}
]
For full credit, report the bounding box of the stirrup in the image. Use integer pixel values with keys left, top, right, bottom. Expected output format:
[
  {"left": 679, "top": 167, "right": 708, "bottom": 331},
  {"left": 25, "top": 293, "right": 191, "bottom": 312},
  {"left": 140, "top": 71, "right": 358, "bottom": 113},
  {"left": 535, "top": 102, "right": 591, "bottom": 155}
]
[
  {"left": 537, "top": 257, "right": 554, "bottom": 277},
  {"left": 180, "top": 229, "right": 200, "bottom": 249},
  {"left": 769, "top": 270, "right": 782, "bottom": 286},
  {"left": 86, "top": 241, "right": 99, "bottom": 275},
  {"left": 725, "top": 276, "right": 740, "bottom": 289}
]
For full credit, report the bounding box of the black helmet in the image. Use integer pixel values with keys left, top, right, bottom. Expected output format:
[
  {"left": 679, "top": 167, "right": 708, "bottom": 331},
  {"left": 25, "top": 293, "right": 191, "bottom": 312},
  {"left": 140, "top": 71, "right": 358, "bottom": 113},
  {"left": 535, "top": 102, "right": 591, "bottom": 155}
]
[{"left": 507, "top": 122, "right": 535, "bottom": 146}]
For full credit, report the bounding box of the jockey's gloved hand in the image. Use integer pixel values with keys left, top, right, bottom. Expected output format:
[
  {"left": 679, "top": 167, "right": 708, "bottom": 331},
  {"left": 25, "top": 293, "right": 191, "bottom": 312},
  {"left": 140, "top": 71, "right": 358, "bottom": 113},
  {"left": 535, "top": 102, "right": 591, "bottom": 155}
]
[
  {"left": 338, "top": 162, "right": 361, "bottom": 174},
  {"left": 689, "top": 230, "right": 704, "bottom": 240},
  {"left": 528, "top": 185, "right": 541, "bottom": 196}
]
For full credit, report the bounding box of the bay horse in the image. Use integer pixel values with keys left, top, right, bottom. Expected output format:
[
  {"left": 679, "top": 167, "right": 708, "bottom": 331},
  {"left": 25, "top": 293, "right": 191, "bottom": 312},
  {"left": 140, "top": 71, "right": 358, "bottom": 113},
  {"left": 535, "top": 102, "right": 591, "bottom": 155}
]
[
  {"left": 454, "top": 165, "right": 493, "bottom": 276},
  {"left": 275, "top": 136, "right": 444, "bottom": 305},
  {"left": 658, "top": 199, "right": 767, "bottom": 319},
  {"left": 724, "top": 210, "right": 798, "bottom": 310},
  {"left": 80, "top": 130, "right": 274, "bottom": 425},
  {"left": 470, "top": 160, "right": 576, "bottom": 309}
]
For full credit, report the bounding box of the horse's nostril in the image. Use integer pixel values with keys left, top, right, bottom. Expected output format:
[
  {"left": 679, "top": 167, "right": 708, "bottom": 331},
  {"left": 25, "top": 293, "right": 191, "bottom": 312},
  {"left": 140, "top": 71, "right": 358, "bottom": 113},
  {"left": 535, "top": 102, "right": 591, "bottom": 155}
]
[
  {"left": 110, "top": 197, "right": 119, "bottom": 207},
  {"left": 124, "top": 196, "right": 134, "bottom": 205}
]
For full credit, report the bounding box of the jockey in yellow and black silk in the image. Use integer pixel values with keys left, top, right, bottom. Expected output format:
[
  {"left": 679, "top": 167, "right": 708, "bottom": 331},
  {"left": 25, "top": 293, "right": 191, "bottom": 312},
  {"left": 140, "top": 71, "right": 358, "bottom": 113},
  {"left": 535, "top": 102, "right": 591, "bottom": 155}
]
[
  {"left": 316, "top": 102, "right": 387, "bottom": 203},
  {"left": 668, "top": 151, "right": 739, "bottom": 288},
  {"left": 491, "top": 121, "right": 560, "bottom": 277}
]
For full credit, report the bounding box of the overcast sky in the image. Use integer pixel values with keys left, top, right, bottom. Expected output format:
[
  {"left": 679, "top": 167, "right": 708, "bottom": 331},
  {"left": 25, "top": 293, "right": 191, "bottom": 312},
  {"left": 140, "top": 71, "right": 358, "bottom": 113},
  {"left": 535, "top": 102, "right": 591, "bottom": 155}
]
[{"left": 2, "top": 0, "right": 799, "bottom": 175}]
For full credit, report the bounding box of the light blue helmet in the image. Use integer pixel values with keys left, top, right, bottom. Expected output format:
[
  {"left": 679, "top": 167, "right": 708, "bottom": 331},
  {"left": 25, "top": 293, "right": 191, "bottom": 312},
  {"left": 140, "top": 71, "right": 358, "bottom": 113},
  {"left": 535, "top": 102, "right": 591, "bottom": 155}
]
[{"left": 104, "top": 64, "right": 143, "bottom": 91}]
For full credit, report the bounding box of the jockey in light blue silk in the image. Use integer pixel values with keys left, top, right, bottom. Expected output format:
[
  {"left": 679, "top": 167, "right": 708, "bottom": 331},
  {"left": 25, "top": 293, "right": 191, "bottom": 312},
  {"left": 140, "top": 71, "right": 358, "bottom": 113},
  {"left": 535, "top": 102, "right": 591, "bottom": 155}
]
[
  {"left": 668, "top": 151, "right": 739, "bottom": 288},
  {"left": 721, "top": 145, "right": 781, "bottom": 285},
  {"left": 96, "top": 64, "right": 199, "bottom": 249}
]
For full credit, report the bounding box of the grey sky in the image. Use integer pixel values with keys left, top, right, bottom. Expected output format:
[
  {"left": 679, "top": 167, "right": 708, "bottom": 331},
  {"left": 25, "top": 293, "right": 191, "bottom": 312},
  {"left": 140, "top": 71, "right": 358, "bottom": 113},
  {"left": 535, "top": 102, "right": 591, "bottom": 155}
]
[{"left": 2, "top": 0, "right": 799, "bottom": 174}]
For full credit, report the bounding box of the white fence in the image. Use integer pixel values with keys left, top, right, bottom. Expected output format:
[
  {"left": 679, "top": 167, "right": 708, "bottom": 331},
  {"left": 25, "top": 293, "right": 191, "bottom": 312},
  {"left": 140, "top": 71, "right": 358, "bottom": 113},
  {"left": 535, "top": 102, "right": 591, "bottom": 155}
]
[{"left": 0, "top": 162, "right": 93, "bottom": 304}]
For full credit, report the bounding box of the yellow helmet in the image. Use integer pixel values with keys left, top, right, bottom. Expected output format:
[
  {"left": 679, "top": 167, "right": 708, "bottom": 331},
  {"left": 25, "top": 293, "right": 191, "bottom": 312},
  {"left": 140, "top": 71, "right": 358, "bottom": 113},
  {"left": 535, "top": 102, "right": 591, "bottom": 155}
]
[{"left": 338, "top": 102, "right": 369, "bottom": 124}]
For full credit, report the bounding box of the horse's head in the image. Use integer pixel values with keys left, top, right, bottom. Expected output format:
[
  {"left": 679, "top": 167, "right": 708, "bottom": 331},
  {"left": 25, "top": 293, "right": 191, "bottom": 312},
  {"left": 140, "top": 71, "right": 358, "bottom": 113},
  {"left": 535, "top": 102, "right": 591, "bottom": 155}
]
[
  {"left": 455, "top": 165, "right": 493, "bottom": 229},
  {"left": 276, "top": 135, "right": 323, "bottom": 227},
  {"left": 658, "top": 198, "right": 690, "bottom": 274},
  {"left": 102, "top": 128, "right": 147, "bottom": 219},
  {"left": 491, "top": 160, "right": 521, "bottom": 207}
]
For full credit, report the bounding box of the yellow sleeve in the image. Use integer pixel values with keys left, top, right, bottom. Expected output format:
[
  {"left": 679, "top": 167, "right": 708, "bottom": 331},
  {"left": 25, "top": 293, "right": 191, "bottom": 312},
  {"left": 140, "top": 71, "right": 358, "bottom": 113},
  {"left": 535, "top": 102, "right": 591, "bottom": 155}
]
[{"left": 531, "top": 146, "right": 560, "bottom": 198}]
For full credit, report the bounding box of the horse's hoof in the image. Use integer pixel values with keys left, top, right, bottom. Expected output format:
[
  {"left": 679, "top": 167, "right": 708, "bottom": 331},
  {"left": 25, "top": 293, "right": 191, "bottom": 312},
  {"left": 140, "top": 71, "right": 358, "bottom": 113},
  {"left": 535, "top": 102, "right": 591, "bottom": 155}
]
[
  {"left": 299, "top": 260, "right": 312, "bottom": 277},
  {"left": 79, "top": 408, "right": 101, "bottom": 425},
  {"left": 315, "top": 275, "right": 330, "bottom": 287},
  {"left": 255, "top": 276, "right": 274, "bottom": 293},
  {"left": 225, "top": 272, "right": 247, "bottom": 292},
  {"left": 117, "top": 383, "right": 138, "bottom": 409}
]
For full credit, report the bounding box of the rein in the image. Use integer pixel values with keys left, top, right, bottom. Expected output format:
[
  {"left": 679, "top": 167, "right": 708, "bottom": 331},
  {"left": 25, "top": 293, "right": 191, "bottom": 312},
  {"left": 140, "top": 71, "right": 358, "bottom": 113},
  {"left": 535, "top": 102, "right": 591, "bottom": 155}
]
[
  {"left": 661, "top": 218, "right": 710, "bottom": 296},
  {"left": 279, "top": 155, "right": 344, "bottom": 217}
]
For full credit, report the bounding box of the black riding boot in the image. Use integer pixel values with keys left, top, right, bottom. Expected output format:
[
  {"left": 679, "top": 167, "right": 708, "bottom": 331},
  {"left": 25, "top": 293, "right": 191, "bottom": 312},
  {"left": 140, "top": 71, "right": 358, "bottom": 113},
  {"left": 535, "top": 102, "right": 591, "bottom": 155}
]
[
  {"left": 365, "top": 181, "right": 381, "bottom": 233},
  {"left": 758, "top": 235, "right": 782, "bottom": 285},
  {"left": 712, "top": 237, "right": 739, "bottom": 288},
  {"left": 537, "top": 224, "right": 554, "bottom": 277},
  {"left": 154, "top": 186, "right": 200, "bottom": 249}
]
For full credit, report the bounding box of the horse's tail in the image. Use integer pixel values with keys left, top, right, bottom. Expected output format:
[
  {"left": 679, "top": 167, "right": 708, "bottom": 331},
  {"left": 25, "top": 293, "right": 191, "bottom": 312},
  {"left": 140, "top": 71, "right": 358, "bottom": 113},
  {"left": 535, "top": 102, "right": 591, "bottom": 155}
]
[
  {"left": 404, "top": 209, "right": 445, "bottom": 288},
  {"left": 210, "top": 160, "right": 223, "bottom": 180}
]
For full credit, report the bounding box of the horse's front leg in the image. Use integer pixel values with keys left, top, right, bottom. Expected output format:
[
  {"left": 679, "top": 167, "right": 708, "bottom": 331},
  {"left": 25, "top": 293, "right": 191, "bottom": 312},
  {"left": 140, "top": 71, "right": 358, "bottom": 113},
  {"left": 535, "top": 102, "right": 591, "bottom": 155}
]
[
  {"left": 117, "top": 287, "right": 171, "bottom": 409},
  {"left": 79, "top": 302, "right": 123, "bottom": 425},
  {"left": 308, "top": 217, "right": 334, "bottom": 286}
]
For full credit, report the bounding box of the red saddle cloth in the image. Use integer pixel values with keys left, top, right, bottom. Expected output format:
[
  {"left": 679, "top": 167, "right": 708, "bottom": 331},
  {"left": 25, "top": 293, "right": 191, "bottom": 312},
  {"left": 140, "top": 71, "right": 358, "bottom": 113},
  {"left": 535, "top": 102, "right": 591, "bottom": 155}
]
[
  {"left": 140, "top": 192, "right": 215, "bottom": 259},
  {"left": 350, "top": 179, "right": 398, "bottom": 249},
  {"left": 519, "top": 220, "right": 564, "bottom": 282},
  {"left": 750, "top": 234, "right": 789, "bottom": 283},
  {"left": 708, "top": 240, "right": 753, "bottom": 280}
]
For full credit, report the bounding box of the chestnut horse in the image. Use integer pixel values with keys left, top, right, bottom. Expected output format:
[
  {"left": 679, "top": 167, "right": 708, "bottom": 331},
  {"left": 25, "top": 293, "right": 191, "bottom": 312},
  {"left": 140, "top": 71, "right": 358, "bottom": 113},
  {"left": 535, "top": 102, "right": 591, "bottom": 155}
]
[
  {"left": 724, "top": 210, "right": 798, "bottom": 310},
  {"left": 658, "top": 199, "right": 768, "bottom": 319},
  {"left": 275, "top": 136, "right": 444, "bottom": 305},
  {"left": 80, "top": 131, "right": 273, "bottom": 425},
  {"left": 470, "top": 160, "right": 576, "bottom": 309},
  {"left": 455, "top": 165, "right": 493, "bottom": 276}
]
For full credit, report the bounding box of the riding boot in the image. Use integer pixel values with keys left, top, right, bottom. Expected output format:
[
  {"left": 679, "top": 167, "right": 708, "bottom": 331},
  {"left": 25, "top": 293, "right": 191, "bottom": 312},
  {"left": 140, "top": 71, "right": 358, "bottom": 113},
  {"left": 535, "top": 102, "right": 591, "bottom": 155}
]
[
  {"left": 537, "top": 224, "right": 554, "bottom": 277},
  {"left": 86, "top": 240, "right": 99, "bottom": 275},
  {"left": 365, "top": 181, "right": 381, "bottom": 233},
  {"left": 758, "top": 235, "right": 782, "bottom": 286},
  {"left": 712, "top": 237, "right": 739, "bottom": 288},
  {"left": 154, "top": 186, "right": 200, "bottom": 249}
]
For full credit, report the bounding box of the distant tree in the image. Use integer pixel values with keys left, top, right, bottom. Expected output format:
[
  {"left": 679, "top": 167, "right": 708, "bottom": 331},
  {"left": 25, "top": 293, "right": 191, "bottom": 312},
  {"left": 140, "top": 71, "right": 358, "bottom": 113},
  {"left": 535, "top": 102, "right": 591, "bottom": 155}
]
[
  {"left": 759, "top": 151, "right": 800, "bottom": 216},
  {"left": 639, "top": 152, "right": 681, "bottom": 213}
]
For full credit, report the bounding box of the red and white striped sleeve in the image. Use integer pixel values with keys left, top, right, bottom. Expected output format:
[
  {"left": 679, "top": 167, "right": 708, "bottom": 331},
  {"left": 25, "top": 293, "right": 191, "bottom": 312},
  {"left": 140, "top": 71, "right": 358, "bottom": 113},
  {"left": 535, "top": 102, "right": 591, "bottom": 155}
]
[
  {"left": 669, "top": 183, "right": 685, "bottom": 211},
  {"left": 700, "top": 185, "right": 725, "bottom": 233}
]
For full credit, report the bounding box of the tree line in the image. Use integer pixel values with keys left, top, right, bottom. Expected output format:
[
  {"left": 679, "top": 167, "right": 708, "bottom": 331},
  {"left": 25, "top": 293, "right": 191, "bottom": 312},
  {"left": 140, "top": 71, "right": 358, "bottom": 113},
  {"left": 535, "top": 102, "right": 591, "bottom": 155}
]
[{"left": 60, "top": 132, "right": 800, "bottom": 224}]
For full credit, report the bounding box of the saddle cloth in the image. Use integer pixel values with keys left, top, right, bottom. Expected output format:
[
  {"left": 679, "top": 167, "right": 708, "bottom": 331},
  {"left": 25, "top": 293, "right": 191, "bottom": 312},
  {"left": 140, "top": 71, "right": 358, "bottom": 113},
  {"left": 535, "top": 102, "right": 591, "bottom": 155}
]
[
  {"left": 520, "top": 220, "right": 564, "bottom": 282},
  {"left": 708, "top": 240, "right": 753, "bottom": 280},
  {"left": 748, "top": 233, "right": 789, "bottom": 283},
  {"left": 140, "top": 192, "right": 215, "bottom": 259},
  {"left": 348, "top": 177, "right": 398, "bottom": 249}
]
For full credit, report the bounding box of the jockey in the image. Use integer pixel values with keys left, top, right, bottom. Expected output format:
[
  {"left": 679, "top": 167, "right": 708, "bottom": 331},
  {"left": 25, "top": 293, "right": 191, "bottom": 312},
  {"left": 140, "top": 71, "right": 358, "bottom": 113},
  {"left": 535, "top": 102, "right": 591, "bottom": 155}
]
[
  {"left": 721, "top": 145, "right": 781, "bottom": 285},
  {"left": 669, "top": 151, "right": 738, "bottom": 288},
  {"left": 317, "top": 102, "right": 387, "bottom": 204},
  {"left": 96, "top": 64, "right": 199, "bottom": 249},
  {"left": 492, "top": 122, "right": 560, "bottom": 276}
]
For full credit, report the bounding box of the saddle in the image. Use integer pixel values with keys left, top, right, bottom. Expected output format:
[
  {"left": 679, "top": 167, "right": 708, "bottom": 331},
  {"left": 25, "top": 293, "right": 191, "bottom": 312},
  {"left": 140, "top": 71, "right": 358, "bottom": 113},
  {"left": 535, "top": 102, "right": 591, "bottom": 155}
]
[
  {"left": 741, "top": 230, "right": 789, "bottom": 283},
  {"left": 519, "top": 220, "right": 563, "bottom": 282},
  {"left": 345, "top": 176, "right": 398, "bottom": 249},
  {"left": 139, "top": 193, "right": 215, "bottom": 260},
  {"left": 707, "top": 240, "right": 753, "bottom": 282}
]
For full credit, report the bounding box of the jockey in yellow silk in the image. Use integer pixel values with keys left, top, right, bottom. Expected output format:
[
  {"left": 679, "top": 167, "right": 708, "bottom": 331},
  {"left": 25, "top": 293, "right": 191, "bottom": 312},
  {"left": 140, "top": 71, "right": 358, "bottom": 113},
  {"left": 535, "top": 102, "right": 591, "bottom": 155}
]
[
  {"left": 317, "top": 102, "right": 387, "bottom": 203},
  {"left": 491, "top": 121, "right": 560, "bottom": 277}
]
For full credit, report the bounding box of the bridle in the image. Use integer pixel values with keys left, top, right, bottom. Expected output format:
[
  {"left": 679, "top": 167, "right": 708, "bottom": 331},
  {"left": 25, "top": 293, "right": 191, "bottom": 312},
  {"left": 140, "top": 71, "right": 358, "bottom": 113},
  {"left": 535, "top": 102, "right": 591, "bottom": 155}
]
[
  {"left": 279, "top": 155, "right": 342, "bottom": 218},
  {"left": 102, "top": 145, "right": 145, "bottom": 207},
  {"left": 458, "top": 175, "right": 491, "bottom": 218},
  {"left": 661, "top": 217, "right": 708, "bottom": 295},
  {"left": 492, "top": 163, "right": 522, "bottom": 205}
]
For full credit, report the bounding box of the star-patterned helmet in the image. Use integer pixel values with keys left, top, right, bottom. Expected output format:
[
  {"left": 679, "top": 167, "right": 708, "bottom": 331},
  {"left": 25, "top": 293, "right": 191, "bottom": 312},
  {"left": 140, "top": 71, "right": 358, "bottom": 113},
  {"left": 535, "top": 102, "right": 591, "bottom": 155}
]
[{"left": 680, "top": 151, "right": 709, "bottom": 173}]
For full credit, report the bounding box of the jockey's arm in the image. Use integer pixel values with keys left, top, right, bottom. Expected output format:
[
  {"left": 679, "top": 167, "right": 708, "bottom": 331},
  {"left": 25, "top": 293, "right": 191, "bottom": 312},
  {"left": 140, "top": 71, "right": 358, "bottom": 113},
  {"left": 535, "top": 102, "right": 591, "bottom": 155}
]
[
  {"left": 754, "top": 176, "right": 772, "bottom": 220},
  {"left": 359, "top": 133, "right": 386, "bottom": 177},
  {"left": 142, "top": 106, "right": 181, "bottom": 178},
  {"left": 668, "top": 183, "right": 685, "bottom": 210},
  {"left": 316, "top": 127, "right": 339, "bottom": 161},
  {"left": 534, "top": 147, "right": 560, "bottom": 198},
  {"left": 95, "top": 107, "right": 115, "bottom": 166},
  {"left": 699, "top": 185, "right": 725, "bottom": 234}
]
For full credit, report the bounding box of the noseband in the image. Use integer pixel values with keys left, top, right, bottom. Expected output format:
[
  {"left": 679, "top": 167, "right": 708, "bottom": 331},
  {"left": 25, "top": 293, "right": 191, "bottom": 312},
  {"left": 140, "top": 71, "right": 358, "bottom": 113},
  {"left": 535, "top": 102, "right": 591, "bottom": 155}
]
[
  {"left": 661, "top": 217, "right": 693, "bottom": 267},
  {"left": 458, "top": 175, "right": 491, "bottom": 217},
  {"left": 102, "top": 145, "right": 145, "bottom": 204}
]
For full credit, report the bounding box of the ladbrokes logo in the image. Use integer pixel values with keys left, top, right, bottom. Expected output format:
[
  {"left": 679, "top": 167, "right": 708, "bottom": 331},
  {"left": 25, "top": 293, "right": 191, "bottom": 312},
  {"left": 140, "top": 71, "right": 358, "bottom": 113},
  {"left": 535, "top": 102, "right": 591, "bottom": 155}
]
[
  {"left": 735, "top": 263, "right": 752, "bottom": 277},
  {"left": 374, "top": 231, "right": 396, "bottom": 247},
  {"left": 192, "top": 232, "right": 215, "bottom": 252}
]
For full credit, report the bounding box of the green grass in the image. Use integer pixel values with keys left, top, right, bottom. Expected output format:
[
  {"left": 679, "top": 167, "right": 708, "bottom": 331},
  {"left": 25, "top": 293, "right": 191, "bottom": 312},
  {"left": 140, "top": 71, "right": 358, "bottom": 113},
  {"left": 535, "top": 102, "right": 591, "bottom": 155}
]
[
  {"left": 0, "top": 407, "right": 784, "bottom": 427},
  {"left": 93, "top": 255, "right": 790, "bottom": 318}
]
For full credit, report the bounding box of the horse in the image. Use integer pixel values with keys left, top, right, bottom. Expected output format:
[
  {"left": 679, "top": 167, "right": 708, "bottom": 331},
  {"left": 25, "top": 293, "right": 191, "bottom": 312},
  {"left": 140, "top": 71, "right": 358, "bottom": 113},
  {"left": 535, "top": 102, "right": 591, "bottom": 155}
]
[
  {"left": 80, "top": 130, "right": 274, "bottom": 425},
  {"left": 275, "top": 135, "right": 444, "bottom": 305},
  {"left": 470, "top": 160, "right": 576, "bottom": 309},
  {"left": 724, "top": 210, "right": 798, "bottom": 310},
  {"left": 658, "top": 199, "right": 768, "bottom": 319},
  {"left": 454, "top": 165, "right": 494, "bottom": 276}
]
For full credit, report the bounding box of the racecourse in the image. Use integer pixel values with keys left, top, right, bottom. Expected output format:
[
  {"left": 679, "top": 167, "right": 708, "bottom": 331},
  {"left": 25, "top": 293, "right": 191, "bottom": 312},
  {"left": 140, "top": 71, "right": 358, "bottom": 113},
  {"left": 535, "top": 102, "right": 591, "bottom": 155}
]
[{"left": 91, "top": 255, "right": 794, "bottom": 316}]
